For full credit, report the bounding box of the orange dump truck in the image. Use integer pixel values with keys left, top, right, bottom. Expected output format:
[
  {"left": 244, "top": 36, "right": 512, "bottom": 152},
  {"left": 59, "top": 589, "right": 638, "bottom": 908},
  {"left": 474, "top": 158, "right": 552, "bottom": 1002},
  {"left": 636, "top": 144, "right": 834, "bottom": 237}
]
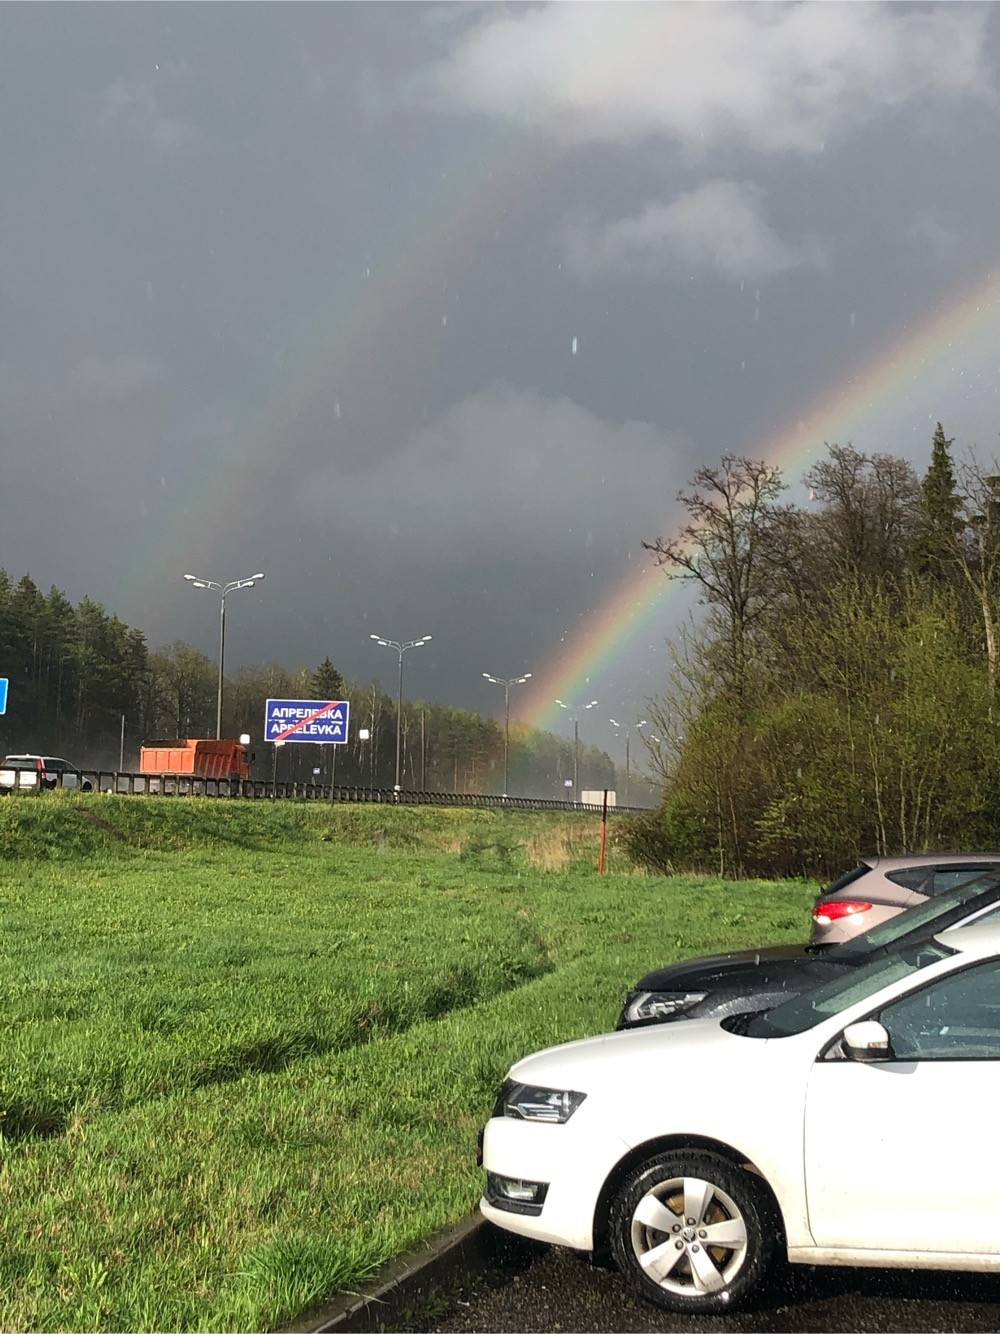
[{"left": 139, "top": 739, "right": 252, "bottom": 780}]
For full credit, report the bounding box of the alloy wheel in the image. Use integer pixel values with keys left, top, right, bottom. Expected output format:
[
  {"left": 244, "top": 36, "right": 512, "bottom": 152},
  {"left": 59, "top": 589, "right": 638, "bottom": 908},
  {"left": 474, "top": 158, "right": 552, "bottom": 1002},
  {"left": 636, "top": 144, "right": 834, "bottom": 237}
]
[{"left": 628, "top": 1173, "right": 749, "bottom": 1298}]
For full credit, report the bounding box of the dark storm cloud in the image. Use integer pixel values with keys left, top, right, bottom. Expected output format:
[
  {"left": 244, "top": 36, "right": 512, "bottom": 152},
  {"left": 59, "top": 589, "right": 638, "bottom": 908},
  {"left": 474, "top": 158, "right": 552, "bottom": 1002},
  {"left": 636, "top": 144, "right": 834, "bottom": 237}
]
[
  {"left": 2, "top": 3, "right": 999, "bottom": 753},
  {"left": 297, "top": 385, "right": 688, "bottom": 559}
]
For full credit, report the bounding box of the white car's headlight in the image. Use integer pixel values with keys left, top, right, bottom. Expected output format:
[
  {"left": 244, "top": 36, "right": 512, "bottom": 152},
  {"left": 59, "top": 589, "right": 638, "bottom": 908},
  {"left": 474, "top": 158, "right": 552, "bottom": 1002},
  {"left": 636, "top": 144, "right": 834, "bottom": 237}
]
[
  {"left": 623, "top": 990, "right": 708, "bottom": 1024},
  {"left": 497, "top": 1079, "right": 586, "bottom": 1123}
]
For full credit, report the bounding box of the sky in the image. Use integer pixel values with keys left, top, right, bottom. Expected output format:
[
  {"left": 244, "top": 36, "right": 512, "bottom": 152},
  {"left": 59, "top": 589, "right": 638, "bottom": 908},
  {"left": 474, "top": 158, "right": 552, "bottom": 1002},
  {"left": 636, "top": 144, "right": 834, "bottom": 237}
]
[{"left": 4, "top": 2, "right": 1000, "bottom": 762}]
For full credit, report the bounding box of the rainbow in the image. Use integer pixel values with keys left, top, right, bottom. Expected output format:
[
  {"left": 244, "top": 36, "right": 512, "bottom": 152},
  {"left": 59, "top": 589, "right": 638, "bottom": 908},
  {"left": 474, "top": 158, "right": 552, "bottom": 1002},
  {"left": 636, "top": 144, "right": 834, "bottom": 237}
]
[
  {"left": 126, "top": 93, "right": 1000, "bottom": 742},
  {"left": 521, "top": 265, "right": 1000, "bottom": 732}
]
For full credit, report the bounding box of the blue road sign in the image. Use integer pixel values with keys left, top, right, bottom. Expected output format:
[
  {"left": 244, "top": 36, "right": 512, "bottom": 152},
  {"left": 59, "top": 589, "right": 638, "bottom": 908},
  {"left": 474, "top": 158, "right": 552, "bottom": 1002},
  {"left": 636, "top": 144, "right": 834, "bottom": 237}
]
[
  {"left": 0, "top": 678, "right": 7, "bottom": 714},
  {"left": 264, "top": 698, "right": 350, "bottom": 744}
]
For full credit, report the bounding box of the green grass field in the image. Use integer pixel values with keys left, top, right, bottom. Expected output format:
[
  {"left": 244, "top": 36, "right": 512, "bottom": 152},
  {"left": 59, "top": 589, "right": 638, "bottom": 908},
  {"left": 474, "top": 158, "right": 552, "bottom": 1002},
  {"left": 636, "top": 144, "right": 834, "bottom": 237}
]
[{"left": 0, "top": 794, "right": 816, "bottom": 1331}]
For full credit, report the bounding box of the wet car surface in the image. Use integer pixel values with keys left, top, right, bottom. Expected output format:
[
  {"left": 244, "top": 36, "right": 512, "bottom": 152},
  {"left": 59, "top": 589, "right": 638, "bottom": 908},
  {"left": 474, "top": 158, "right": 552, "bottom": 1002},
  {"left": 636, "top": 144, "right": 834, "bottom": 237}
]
[
  {"left": 481, "top": 921, "right": 1000, "bottom": 1319},
  {"left": 617, "top": 871, "right": 1000, "bottom": 1029}
]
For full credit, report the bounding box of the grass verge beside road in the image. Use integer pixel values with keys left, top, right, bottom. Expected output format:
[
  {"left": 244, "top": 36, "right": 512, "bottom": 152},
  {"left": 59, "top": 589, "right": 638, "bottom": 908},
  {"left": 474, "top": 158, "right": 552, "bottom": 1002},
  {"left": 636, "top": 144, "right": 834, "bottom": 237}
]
[{"left": 0, "top": 795, "right": 815, "bottom": 1330}]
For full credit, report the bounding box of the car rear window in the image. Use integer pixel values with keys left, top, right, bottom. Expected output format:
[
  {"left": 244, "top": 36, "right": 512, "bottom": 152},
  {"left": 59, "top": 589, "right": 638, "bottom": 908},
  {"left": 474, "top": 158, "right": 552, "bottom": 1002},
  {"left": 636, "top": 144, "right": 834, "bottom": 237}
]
[
  {"left": 885, "top": 869, "right": 931, "bottom": 892},
  {"left": 2, "top": 758, "right": 38, "bottom": 770},
  {"left": 818, "top": 865, "right": 869, "bottom": 898},
  {"left": 928, "top": 868, "right": 1000, "bottom": 896}
]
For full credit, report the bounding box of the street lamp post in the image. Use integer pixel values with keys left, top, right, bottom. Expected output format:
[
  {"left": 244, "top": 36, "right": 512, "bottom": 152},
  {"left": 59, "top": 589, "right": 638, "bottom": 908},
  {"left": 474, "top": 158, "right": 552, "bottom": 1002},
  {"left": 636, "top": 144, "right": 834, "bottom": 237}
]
[
  {"left": 183, "top": 572, "right": 265, "bottom": 739},
  {"left": 370, "top": 633, "right": 431, "bottom": 790},
  {"left": 483, "top": 671, "right": 532, "bottom": 797},
  {"left": 555, "top": 698, "right": 598, "bottom": 803},
  {"left": 609, "top": 717, "right": 647, "bottom": 806},
  {"left": 358, "top": 727, "right": 370, "bottom": 789}
]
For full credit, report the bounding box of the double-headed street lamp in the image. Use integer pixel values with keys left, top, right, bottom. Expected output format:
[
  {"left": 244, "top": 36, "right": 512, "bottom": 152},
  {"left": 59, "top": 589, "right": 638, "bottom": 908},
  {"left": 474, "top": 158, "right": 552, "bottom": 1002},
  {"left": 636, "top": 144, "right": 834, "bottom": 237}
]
[
  {"left": 555, "top": 697, "right": 598, "bottom": 803},
  {"left": 609, "top": 717, "right": 647, "bottom": 806},
  {"left": 183, "top": 572, "right": 265, "bottom": 739},
  {"left": 483, "top": 671, "right": 532, "bottom": 797},
  {"left": 370, "top": 633, "right": 431, "bottom": 790}
]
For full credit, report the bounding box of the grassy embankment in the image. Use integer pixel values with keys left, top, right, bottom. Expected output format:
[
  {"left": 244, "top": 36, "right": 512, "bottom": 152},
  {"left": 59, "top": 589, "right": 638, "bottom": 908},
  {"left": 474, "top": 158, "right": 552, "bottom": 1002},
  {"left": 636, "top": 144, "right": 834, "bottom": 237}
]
[{"left": 0, "top": 794, "right": 815, "bottom": 1331}]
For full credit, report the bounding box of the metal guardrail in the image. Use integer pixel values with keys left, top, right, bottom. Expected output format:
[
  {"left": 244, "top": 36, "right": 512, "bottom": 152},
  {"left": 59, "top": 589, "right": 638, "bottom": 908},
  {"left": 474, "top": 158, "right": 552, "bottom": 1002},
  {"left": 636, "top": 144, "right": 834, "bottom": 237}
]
[{"left": 0, "top": 768, "right": 650, "bottom": 814}]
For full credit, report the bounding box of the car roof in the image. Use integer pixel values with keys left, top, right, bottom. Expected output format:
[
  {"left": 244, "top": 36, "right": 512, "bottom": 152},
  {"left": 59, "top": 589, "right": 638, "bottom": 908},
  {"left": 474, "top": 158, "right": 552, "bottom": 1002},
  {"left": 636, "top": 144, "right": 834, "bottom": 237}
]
[
  {"left": 863, "top": 852, "right": 1000, "bottom": 870},
  {"left": 2, "top": 754, "right": 74, "bottom": 764},
  {"left": 934, "top": 919, "right": 1000, "bottom": 955}
]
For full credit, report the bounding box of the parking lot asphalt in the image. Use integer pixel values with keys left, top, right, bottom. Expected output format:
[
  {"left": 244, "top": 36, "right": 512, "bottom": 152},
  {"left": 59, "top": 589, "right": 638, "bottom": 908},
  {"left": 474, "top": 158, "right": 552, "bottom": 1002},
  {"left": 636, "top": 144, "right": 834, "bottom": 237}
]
[
  {"left": 290, "top": 1215, "right": 1000, "bottom": 1334},
  {"left": 405, "top": 1232, "right": 1000, "bottom": 1333}
]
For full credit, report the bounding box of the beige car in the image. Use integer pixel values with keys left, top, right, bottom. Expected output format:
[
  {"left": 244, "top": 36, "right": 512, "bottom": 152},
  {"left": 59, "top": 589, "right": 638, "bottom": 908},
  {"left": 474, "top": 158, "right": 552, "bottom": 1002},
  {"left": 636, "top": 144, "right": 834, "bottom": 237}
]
[{"left": 810, "top": 853, "right": 1000, "bottom": 946}]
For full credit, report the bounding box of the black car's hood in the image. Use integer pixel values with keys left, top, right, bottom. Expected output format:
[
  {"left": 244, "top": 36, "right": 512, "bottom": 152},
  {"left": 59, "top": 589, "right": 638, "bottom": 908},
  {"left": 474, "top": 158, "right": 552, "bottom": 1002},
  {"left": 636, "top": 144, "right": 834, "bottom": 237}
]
[{"left": 632, "top": 941, "right": 822, "bottom": 992}]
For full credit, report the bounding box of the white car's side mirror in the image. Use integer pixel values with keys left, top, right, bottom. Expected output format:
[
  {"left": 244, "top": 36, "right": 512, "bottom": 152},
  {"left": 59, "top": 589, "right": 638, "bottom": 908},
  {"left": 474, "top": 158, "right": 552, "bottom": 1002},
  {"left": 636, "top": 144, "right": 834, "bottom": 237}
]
[{"left": 842, "top": 1019, "right": 892, "bottom": 1062}]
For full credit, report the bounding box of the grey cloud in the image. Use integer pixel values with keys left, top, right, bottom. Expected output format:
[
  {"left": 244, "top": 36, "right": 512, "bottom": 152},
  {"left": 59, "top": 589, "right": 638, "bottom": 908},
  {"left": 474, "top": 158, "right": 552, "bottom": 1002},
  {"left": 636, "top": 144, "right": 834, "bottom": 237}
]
[
  {"left": 3, "top": 357, "right": 167, "bottom": 503},
  {"left": 296, "top": 384, "right": 688, "bottom": 559},
  {"left": 906, "top": 209, "right": 965, "bottom": 263},
  {"left": 72, "top": 354, "right": 164, "bottom": 401},
  {"left": 99, "top": 74, "right": 201, "bottom": 156},
  {"left": 410, "top": 3, "right": 991, "bottom": 155},
  {"left": 562, "top": 181, "right": 827, "bottom": 283}
]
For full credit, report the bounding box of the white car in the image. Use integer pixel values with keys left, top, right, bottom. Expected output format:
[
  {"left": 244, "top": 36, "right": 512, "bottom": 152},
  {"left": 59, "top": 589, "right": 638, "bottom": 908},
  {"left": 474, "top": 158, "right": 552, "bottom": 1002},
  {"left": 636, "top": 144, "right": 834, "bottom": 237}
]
[
  {"left": 0, "top": 754, "right": 93, "bottom": 791},
  {"left": 481, "top": 919, "right": 1000, "bottom": 1315}
]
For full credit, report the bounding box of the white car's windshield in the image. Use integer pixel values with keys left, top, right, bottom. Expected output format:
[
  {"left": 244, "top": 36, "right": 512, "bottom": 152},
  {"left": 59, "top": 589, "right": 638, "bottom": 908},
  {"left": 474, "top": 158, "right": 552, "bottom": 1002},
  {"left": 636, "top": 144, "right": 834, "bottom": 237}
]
[{"left": 744, "top": 940, "right": 953, "bottom": 1037}]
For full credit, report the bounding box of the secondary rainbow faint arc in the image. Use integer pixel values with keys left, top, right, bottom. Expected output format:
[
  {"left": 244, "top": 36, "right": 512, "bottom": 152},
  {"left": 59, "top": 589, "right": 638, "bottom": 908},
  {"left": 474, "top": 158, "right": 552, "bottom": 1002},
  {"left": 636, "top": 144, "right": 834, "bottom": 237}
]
[
  {"left": 127, "top": 126, "right": 555, "bottom": 628},
  {"left": 522, "top": 265, "right": 1000, "bottom": 732},
  {"left": 125, "top": 101, "right": 1000, "bottom": 733}
]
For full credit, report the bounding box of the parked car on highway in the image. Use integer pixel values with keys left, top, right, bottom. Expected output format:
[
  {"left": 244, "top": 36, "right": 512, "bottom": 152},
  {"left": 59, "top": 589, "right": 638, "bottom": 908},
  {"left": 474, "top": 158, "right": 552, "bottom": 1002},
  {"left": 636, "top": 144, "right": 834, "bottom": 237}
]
[
  {"left": 810, "top": 852, "right": 1000, "bottom": 945},
  {"left": 618, "top": 869, "right": 1000, "bottom": 1028},
  {"left": 0, "top": 754, "right": 93, "bottom": 791},
  {"left": 481, "top": 918, "right": 1000, "bottom": 1315}
]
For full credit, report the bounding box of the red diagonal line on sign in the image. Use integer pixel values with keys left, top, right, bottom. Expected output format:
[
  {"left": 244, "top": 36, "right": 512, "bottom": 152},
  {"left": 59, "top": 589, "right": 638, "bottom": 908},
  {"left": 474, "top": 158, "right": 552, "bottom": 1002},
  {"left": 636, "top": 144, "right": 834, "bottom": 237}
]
[{"left": 272, "top": 701, "right": 343, "bottom": 743}]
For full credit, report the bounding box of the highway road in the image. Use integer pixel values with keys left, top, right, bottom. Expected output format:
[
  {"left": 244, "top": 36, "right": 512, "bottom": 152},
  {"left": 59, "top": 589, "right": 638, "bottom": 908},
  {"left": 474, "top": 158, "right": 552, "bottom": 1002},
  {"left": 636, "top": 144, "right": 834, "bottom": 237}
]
[{"left": 415, "top": 1235, "right": 1000, "bottom": 1333}]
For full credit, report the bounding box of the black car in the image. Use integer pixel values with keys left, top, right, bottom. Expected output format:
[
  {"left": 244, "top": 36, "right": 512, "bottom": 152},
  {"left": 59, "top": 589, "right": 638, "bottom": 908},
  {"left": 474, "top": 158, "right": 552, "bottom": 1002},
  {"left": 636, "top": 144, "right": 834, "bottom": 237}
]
[{"left": 617, "top": 870, "right": 1000, "bottom": 1029}]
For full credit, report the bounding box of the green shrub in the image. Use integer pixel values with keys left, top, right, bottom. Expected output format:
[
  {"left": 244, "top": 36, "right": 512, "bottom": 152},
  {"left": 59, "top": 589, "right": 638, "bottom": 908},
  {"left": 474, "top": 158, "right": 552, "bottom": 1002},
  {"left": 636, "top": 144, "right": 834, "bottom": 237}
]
[{"left": 621, "top": 793, "right": 718, "bottom": 874}]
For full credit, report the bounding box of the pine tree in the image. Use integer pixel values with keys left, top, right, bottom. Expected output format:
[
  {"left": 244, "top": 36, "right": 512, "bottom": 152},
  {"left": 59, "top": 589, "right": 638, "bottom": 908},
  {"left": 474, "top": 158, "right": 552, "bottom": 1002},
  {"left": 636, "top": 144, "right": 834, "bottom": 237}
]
[
  {"left": 311, "top": 657, "right": 345, "bottom": 699},
  {"left": 913, "top": 422, "right": 961, "bottom": 581}
]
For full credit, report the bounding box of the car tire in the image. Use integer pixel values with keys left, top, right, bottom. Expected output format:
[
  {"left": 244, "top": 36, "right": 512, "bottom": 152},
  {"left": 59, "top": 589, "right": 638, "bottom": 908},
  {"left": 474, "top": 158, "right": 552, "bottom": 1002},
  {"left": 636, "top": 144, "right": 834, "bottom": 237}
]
[
  {"left": 609, "top": 1149, "right": 779, "bottom": 1315},
  {"left": 81, "top": 780, "right": 93, "bottom": 792}
]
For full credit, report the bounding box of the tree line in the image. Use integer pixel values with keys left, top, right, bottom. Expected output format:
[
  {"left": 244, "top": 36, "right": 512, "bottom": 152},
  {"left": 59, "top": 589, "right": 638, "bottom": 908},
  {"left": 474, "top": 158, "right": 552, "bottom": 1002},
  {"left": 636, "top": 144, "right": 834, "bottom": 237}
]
[
  {"left": 0, "top": 577, "right": 616, "bottom": 798},
  {"left": 627, "top": 426, "right": 1000, "bottom": 878}
]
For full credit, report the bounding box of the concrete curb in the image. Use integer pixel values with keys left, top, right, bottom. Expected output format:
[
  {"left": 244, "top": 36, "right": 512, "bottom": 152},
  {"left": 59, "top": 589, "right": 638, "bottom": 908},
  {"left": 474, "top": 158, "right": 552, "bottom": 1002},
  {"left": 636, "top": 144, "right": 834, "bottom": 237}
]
[{"left": 281, "top": 1213, "right": 535, "bottom": 1333}]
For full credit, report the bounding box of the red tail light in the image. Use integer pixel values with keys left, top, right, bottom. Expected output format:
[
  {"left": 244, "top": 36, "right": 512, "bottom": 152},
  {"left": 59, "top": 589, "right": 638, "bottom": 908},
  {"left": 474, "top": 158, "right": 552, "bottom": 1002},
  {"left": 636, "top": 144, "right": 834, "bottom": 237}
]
[{"left": 813, "top": 899, "right": 873, "bottom": 923}]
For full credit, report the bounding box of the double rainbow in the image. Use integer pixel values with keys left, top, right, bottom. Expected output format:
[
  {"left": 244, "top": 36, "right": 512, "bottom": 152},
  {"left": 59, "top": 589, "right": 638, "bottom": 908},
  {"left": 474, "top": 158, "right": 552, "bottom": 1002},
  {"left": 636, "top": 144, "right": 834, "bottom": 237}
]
[{"left": 522, "top": 264, "right": 1000, "bottom": 731}]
